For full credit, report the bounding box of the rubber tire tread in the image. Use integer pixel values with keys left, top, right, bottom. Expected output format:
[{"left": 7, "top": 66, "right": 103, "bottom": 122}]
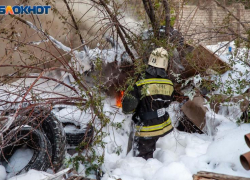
[
  {"left": 41, "top": 114, "right": 66, "bottom": 171},
  {"left": 0, "top": 127, "right": 52, "bottom": 176},
  {"left": 65, "top": 125, "right": 93, "bottom": 147},
  {"left": 9, "top": 110, "right": 66, "bottom": 172}
]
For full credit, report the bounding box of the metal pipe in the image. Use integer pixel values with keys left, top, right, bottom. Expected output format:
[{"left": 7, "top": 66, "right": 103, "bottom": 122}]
[
  {"left": 240, "top": 151, "right": 250, "bottom": 170},
  {"left": 245, "top": 133, "right": 250, "bottom": 148}
]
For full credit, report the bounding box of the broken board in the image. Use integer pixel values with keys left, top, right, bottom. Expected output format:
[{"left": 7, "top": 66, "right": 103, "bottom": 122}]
[
  {"left": 193, "top": 171, "right": 250, "bottom": 180},
  {"left": 181, "top": 95, "right": 207, "bottom": 131},
  {"left": 181, "top": 44, "right": 231, "bottom": 78}
]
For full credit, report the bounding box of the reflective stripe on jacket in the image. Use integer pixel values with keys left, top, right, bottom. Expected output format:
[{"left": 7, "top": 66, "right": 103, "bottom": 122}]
[
  {"left": 132, "top": 78, "right": 174, "bottom": 137},
  {"left": 135, "top": 116, "right": 172, "bottom": 137}
]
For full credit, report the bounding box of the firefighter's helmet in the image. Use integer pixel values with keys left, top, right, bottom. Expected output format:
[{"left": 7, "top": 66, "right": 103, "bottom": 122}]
[{"left": 148, "top": 47, "right": 168, "bottom": 70}]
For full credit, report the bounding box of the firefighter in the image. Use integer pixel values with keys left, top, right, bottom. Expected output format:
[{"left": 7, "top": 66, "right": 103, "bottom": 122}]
[{"left": 122, "top": 47, "right": 174, "bottom": 160}]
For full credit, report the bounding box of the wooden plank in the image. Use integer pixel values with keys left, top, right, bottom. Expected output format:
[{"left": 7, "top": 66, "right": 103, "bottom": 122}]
[
  {"left": 193, "top": 175, "right": 215, "bottom": 180},
  {"left": 192, "top": 45, "right": 231, "bottom": 74},
  {"left": 181, "top": 96, "right": 207, "bottom": 131},
  {"left": 46, "top": 168, "right": 71, "bottom": 180},
  {"left": 181, "top": 44, "right": 231, "bottom": 78},
  {"left": 193, "top": 171, "right": 250, "bottom": 180}
]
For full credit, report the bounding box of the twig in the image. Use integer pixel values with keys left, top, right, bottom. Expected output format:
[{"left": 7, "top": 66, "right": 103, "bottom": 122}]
[
  {"left": 63, "top": 0, "right": 89, "bottom": 55},
  {"left": 213, "top": 0, "right": 248, "bottom": 32},
  {"left": 213, "top": 38, "right": 236, "bottom": 55}
]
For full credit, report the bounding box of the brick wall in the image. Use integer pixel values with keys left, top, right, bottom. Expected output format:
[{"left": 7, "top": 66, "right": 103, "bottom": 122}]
[
  {"left": 177, "top": 2, "right": 250, "bottom": 45},
  {"left": 126, "top": 0, "right": 250, "bottom": 45}
]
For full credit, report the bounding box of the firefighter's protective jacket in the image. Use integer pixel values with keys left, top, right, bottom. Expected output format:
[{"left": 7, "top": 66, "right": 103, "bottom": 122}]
[{"left": 122, "top": 73, "right": 174, "bottom": 138}]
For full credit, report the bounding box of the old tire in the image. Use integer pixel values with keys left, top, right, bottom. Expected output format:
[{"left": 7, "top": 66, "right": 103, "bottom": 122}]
[
  {"left": 0, "top": 127, "right": 52, "bottom": 176},
  {"left": 10, "top": 109, "right": 66, "bottom": 172},
  {"left": 42, "top": 114, "right": 66, "bottom": 171},
  {"left": 63, "top": 122, "right": 93, "bottom": 148}
]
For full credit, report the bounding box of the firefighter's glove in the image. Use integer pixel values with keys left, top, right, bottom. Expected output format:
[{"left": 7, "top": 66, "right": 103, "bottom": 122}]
[{"left": 122, "top": 96, "right": 138, "bottom": 114}]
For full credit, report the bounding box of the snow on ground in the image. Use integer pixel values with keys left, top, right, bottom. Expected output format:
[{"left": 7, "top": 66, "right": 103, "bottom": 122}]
[
  {"left": 207, "top": 42, "right": 250, "bottom": 95},
  {"left": 7, "top": 170, "right": 53, "bottom": 180},
  {"left": 0, "top": 165, "right": 7, "bottom": 180},
  {"left": 5, "top": 146, "right": 34, "bottom": 178},
  {"left": 93, "top": 43, "right": 250, "bottom": 180},
  {"left": 100, "top": 102, "right": 250, "bottom": 180},
  {"left": 52, "top": 106, "right": 92, "bottom": 128},
  {"left": 1, "top": 42, "right": 250, "bottom": 179}
]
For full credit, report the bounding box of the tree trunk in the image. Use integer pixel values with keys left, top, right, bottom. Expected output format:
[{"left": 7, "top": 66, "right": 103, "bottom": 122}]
[
  {"left": 142, "top": 0, "right": 160, "bottom": 39},
  {"left": 162, "top": 0, "right": 170, "bottom": 38}
]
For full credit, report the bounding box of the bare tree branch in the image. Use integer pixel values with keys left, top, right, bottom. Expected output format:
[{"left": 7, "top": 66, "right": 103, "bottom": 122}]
[
  {"left": 63, "top": 0, "right": 89, "bottom": 54},
  {"left": 95, "top": 0, "right": 135, "bottom": 60},
  {"left": 213, "top": 0, "right": 248, "bottom": 32}
]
